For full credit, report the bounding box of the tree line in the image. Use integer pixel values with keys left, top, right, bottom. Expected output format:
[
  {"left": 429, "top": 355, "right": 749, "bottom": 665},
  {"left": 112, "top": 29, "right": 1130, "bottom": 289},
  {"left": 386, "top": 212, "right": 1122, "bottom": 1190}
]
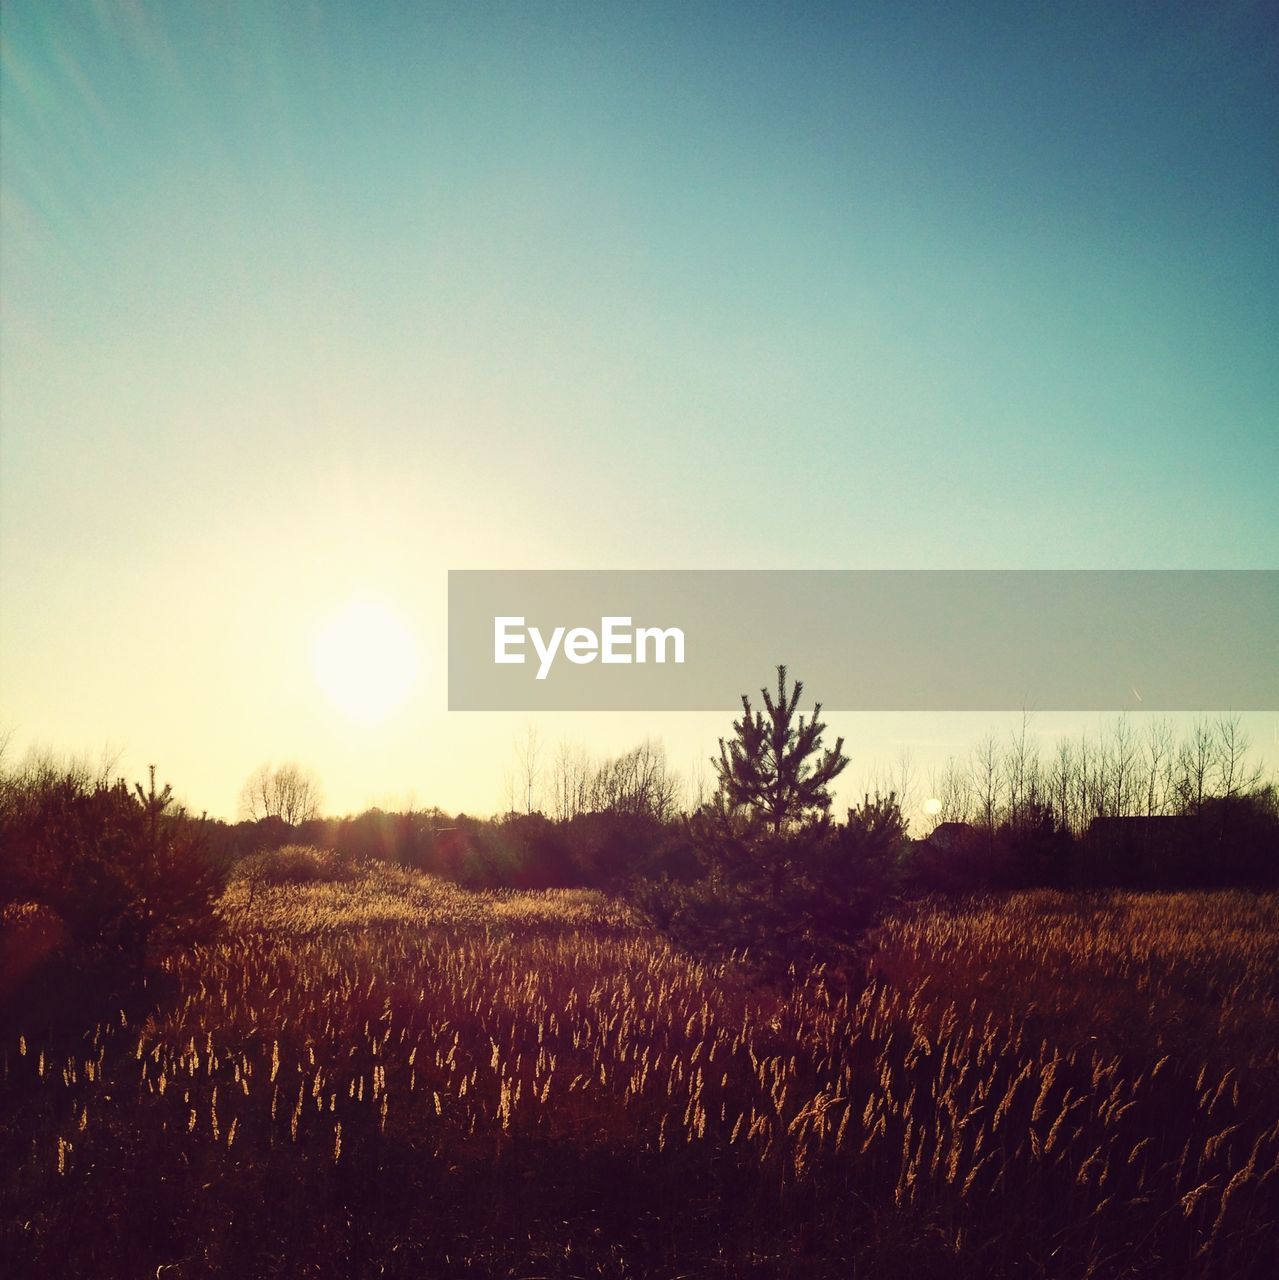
[{"left": 925, "top": 713, "right": 1265, "bottom": 835}]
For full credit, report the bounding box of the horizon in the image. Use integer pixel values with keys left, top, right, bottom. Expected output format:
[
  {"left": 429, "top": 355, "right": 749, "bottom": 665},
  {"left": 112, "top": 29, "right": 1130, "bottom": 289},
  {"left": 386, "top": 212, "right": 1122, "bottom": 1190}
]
[{"left": 7, "top": 704, "right": 1275, "bottom": 831}]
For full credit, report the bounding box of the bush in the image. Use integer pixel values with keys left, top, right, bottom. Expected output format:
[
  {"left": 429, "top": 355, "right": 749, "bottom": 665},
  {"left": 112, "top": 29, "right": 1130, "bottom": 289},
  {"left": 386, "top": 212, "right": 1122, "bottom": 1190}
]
[
  {"left": 0, "top": 758, "right": 224, "bottom": 1017},
  {"left": 633, "top": 794, "right": 905, "bottom": 974},
  {"left": 231, "top": 844, "right": 356, "bottom": 887},
  {"left": 0, "top": 902, "right": 70, "bottom": 1006}
]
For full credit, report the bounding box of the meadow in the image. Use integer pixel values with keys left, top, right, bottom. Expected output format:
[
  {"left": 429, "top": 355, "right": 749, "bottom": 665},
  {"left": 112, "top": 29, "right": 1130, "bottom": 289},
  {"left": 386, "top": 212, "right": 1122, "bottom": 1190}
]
[{"left": 3, "top": 868, "right": 1276, "bottom": 1278}]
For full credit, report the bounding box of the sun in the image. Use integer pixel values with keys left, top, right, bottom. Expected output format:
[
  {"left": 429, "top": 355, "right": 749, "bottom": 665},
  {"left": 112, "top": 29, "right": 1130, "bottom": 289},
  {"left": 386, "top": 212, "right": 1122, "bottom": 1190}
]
[
  {"left": 922, "top": 797, "right": 943, "bottom": 816},
  {"left": 312, "top": 601, "right": 417, "bottom": 724}
]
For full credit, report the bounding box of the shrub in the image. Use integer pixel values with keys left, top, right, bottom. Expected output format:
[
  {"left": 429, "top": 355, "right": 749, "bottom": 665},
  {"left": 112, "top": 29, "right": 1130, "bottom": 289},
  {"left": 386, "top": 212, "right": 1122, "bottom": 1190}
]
[
  {"left": 2, "top": 762, "right": 222, "bottom": 950},
  {"left": 633, "top": 793, "right": 905, "bottom": 974},
  {"left": 0, "top": 902, "right": 70, "bottom": 1005},
  {"left": 0, "top": 759, "right": 224, "bottom": 1020},
  {"left": 231, "top": 844, "right": 356, "bottom": 887}
]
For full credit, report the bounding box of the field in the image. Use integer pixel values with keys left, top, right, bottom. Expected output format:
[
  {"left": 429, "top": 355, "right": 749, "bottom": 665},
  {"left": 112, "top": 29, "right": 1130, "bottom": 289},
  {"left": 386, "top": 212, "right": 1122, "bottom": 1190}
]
[{"left": 3, "top": 870, "right": 1277, "bottom": 1278}]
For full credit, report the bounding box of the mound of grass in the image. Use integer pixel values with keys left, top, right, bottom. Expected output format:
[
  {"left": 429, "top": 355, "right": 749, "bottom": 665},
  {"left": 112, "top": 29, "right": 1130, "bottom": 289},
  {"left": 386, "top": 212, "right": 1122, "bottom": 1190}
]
[{"left": 230, "top": 843, "right": 357, "bottom": 887}]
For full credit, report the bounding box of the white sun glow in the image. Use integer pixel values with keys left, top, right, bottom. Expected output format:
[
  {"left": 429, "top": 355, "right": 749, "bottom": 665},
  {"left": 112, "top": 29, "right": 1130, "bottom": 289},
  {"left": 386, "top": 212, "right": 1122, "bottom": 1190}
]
[
  {"left": 922, "top": 797, "right": 943, "bottom": 816},
  {"left": 312, "top": 601, "right": 417, "bottom": 724}
]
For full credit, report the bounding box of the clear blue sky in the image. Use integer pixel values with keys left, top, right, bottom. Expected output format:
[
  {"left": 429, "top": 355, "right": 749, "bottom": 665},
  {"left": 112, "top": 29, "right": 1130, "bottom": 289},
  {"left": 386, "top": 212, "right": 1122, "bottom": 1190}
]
[{"left": 2, "top": 2, "right": 1276, "bottom": 817}]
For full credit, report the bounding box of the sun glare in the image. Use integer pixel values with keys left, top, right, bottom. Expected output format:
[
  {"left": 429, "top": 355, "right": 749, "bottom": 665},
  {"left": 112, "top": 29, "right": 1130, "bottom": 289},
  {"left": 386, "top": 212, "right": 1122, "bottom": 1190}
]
[{"left": 312, "top": 601, "right": 417, "bottom": 724}]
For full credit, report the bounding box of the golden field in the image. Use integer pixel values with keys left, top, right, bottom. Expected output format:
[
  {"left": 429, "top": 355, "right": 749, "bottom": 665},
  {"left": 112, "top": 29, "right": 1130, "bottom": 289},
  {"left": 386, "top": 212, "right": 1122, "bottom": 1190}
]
[{"left": 3, "top": 869, "right": 1276, "bottom": 1278}]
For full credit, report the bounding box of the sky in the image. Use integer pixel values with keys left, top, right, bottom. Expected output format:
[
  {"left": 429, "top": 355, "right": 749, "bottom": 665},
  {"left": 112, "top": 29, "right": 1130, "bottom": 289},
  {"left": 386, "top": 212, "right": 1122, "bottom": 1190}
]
[{"left": 2, "top": 1, "right": 1276, "bottom": 820}]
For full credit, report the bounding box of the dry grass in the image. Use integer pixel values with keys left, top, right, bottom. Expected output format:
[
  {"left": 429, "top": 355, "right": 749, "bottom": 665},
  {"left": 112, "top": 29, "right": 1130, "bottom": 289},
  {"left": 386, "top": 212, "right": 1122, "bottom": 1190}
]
[{"left": 2, "top": 869, "right": 1276, "bottom": 1278}]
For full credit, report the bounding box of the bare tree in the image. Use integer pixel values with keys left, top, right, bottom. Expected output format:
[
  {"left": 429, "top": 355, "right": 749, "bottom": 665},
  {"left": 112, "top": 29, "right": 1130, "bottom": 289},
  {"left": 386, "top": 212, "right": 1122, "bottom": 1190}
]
[
  {"left": 934, "top": 755, "right": 973, "bottom": 825},
  {"left": 1044, "top": 737, "right": 1073, "bottom": 831},
  {"left": 589, "top": 740, "right": 681, "bottom": 821},
  {"left": 1003, "top": 713, "right": 1038, "bottom": 830},
  {"left": 546, "top": 737, "right": 684, "bottom": 821},
  {"left": 1076, "top": 731, "right": 1109, "bottom": 828},
  {"left": 1213, "top": 714, "right": 1262, "bottom": 801},
  {"left": 971, "top": 733, "right": 1003, "bottom": 835},
  {"left": 239, "top": 762, "right": 323, "bottom": 824},
  {"left": 1141, "top": 719, "right": 1175, "bottom": 818},
  {"left": 686, "top": 753, "right": 711, "bottom": 814},
  {"left": 892, "top": 748, "right": 920, "bottom": 823},
  {"left": 514, "top": 725, "right": 542, "bottom": 814},
  {"left": 1174, "top": 717, "right": 1215, "bottom": 814},
  {"left": 1103, "top": 715, "right": 1139, "bottom": 818},
  {"left": 551, "top": 738, "right": 592, "bottom": 821}
]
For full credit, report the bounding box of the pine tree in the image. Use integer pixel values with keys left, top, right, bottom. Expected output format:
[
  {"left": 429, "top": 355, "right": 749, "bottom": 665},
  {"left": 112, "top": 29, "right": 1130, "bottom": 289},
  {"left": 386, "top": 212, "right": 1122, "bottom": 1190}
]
[
  {"left": 714, "top": 665, "right": 848, "bottom": 834},
  {"left": 638, "top": 671, "right": 889, "bottom": 969}
]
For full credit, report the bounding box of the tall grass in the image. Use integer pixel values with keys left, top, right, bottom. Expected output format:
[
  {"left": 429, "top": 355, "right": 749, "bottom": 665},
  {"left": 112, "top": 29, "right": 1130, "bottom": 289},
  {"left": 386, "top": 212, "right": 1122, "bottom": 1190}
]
[{"left": 2, "top": 869, "right": 1275, "bottom": 1278}]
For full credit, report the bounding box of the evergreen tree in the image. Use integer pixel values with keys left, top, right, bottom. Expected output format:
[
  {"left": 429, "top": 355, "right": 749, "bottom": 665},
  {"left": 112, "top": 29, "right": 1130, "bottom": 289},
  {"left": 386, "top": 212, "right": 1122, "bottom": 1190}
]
[
  {"left": 714, "top": 665, "right": 848, "bottom": 834},
  {"left": 635, "top": 670, "right": 895, "bottom": 972},
  {"left": 0, "top": 761, "right": 223, "bottom": 973}
]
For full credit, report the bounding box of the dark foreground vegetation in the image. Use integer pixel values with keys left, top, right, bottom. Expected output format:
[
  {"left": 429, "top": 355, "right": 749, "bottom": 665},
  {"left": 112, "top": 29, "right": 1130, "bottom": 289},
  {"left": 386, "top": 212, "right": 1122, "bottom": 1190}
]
[
  {"left": 2, "top": 867, "right": 1277, "bottom": 1279},
  {"left": 2, "top": 674, "right": 1277, "bottom": 1276}
]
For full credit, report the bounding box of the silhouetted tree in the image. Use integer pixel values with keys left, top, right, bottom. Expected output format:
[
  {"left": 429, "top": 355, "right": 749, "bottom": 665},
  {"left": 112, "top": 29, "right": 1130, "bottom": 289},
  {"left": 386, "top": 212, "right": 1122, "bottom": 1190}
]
[
  {"left": 239, "top": 762, "right": 322, "bottom": 825},
  {"left": 799, "top": 791, "right": 907, "bottom": 946},
  {"left": 588, "top": 740, "right": 681, "bottom": 821},
  {"left": 632, "top": 669, "right": 881, "bottom": 971},
  {"left": 546, "top": 738, "right": 682, "bottom": 822},
  {"left": 0, "top": 758, "right": 223, "bottom": 994},
  {"left": 715, "top": 665, "right": 848, "bottom": 835}
]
